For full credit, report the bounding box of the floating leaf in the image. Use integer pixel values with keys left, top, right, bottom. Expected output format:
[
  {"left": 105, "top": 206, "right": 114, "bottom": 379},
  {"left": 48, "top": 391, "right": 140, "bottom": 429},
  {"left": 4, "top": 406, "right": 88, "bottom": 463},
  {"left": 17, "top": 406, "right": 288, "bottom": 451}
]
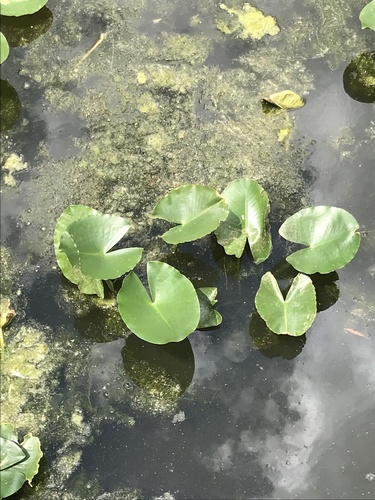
[
  {"left": 343, "top": 53, "right": 375, "bottom": 104},
  {"left": 0, "top": 424, "right": 43, "bottom": 499},
  {"left": 153, "top": 185, "right": 229, "bottom": 244},
  {"left": 0, "top": 0, "right": 48, "bottom": 16},
  {"left": 197, "top": 287, "right": 222, "bottom": 328},
  {"left": 360, "top": 0, "right": 375, "bottom": 30},
  {"left": 0, "top": 32, "right": 10, "bottom": 64},
  {"left": 262, "top": 90, "right": 305, "bottom": 110},
  {"left": 215, "top": 178, "right": 272, "bottom": 262},
  {"left": 279, "top": 206, "right": 361, "bottom": 274},
  {"left": 60, "top": 213, "right": 143, "bottom": 280},
  {"left": 255, "top": 272, "right": 317, "bottom": 336},
  {"left": 54, "top": 205, "right": 104, "bottom": 297},
  {"left": 117, "top": 261, "right": 200, "bottom": 344}
]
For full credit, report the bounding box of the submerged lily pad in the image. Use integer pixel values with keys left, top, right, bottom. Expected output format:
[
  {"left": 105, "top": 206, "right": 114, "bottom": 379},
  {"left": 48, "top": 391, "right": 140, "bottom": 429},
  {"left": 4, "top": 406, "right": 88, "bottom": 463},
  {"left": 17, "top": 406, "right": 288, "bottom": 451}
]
[
  {"left": 153, "top": 185, "right": 229, "bottom": 245},
  {"left": 255, "top": 272, "right": 317, "bottom": 336},
  {"left": 262, "top": 90, "right": 305, "bottom": 110},
  {"left": 343, "top": 52, "right": 375, "bottom": 103},
  {"left": 279, "top": 206, "right": 361, "bottom": 274}
]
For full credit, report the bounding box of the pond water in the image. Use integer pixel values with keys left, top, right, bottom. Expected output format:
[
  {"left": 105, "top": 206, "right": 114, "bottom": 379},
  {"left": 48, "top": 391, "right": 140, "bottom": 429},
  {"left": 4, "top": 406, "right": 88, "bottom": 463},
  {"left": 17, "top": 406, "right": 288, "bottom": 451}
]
[{"left": 1, "top": 0, "right": 374, "bottom": 499}]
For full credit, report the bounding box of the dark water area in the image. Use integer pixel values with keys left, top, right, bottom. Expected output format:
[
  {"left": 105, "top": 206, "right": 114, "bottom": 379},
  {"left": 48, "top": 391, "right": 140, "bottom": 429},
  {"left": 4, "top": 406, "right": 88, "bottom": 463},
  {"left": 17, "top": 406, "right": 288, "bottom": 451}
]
[{"left": 1, "top": 0, "right": 374, "bottom": 499}]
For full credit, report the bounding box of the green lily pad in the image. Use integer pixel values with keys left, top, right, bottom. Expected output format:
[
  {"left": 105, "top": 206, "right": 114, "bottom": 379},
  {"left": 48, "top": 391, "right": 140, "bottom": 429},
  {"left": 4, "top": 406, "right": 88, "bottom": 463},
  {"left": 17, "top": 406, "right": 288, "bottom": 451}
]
[
  {"left": 197, "top": 287, "right": 222, "bottom": 328},
  {"left": 117, "top": 261, "right": 200, "bottom": 344},
  {"left": 152, "top": 184, "right": 229, "bottom": 244},
  {"left": 215, "top": 178, "right": 272, "bottom": 262},
  {"left": 0, "top": 0, "right": 48, "bottom": 16},
  {"left": 59, "top": 213, "right": 143, "bottom": 280},
  {"left": 360, "top": 0, "right": 375, "bottom": 30},
  {"left": 279, "top": 206, "right": 361, "bottom": 274},
  {"left": 262, "top": 90, "right": 305, "bottom": 110},
  {"left": 54, "top": 205, "right": 104, "bottom": 297},
  {"left": 0, "top": 424, "right": 43, "bottom": 499},
  {"left": 1, "top": 32, "right": 10, "bottom": 64},
  {"left": 255, "top": 272, "right": 317, "bottom": 336}
]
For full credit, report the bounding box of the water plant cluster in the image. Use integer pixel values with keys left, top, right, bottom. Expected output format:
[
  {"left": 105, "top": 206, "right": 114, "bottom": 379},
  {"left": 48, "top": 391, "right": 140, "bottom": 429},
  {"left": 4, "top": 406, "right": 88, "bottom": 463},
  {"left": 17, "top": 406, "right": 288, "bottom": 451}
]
[{"left": 55, "top": 178, "right": 361, "bottom": 342}]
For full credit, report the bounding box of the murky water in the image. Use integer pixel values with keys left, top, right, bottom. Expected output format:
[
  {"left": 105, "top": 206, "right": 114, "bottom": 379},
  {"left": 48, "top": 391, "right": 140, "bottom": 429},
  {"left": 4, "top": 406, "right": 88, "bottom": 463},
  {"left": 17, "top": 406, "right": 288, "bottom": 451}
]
[{"left": 1, "top": 0, "right": 374, "bottom": 498}]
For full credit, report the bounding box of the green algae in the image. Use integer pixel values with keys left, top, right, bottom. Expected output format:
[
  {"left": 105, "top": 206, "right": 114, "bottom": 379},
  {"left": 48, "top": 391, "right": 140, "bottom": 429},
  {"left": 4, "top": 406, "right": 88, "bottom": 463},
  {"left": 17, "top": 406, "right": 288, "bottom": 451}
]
[
  {"left": 159, "top": 33, "right": 210, "bottom": 65},
  {"left": 1, "top": 153, "right": 28, "bottom": 187},
  {"left": 217, "top": 3, "right": 280, "bottom": 40}
]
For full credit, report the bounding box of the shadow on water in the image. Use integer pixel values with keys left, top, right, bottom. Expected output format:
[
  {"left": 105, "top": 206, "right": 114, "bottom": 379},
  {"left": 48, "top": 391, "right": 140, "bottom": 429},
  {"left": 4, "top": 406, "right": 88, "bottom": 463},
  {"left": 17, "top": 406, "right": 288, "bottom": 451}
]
[{"left": 122, "top": 335, "right": 195, "bottom": 401}]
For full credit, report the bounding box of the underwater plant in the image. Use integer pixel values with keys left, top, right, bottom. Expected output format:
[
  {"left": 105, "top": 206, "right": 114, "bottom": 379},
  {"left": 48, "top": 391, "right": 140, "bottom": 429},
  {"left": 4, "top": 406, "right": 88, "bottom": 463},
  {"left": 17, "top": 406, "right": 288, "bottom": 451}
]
[{"left": 0, "top": 423, "right": 43, "bottom": 498}]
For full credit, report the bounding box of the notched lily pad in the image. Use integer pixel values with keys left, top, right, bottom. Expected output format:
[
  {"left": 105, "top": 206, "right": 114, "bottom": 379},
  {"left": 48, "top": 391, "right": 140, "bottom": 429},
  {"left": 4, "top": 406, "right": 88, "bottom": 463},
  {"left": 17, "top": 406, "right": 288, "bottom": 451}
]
[
  {"left": 54, "top": 205, "right": 104, "bottom": 297},
  {"left": 279, "top": 206, "right": 361, "bottom": 274},
  {"left": 0, "top": 423, "right": 43, "bottom": 499},
  {"left": 117, "top": 261, "right": 200, "bottom": 344},
  {"left": 215, "top": 178, "right": 272, "bottom": 263},
  {"left": 255, "top": 272, "right": 317, "bottom": 336},
  {"left": 152, "top": 184, "right": 229, "bottom": 245},
  {"left": 360, "top": 0, "right": 375, "bottom": 31},
  {"left": 262, "top": 90, "right": 305, "bottom": 110},
  {"left": 197, "top": 287, "right": 222, "bottom": 329}
]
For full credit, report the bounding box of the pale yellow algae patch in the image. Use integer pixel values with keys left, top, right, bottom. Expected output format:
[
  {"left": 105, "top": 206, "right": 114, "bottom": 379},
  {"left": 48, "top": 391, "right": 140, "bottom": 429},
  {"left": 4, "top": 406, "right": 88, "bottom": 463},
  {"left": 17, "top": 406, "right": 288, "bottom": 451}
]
[
  {"left": 217, "top": 3, "right": 280, "bottom": 40},
  {"left": 2, "top": 153, "right": 28, "bottom": 187}
]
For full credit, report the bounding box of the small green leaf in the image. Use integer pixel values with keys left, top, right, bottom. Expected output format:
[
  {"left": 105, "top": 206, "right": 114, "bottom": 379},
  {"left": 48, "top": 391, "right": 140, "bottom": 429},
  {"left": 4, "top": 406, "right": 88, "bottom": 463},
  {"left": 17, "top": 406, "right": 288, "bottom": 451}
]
[
  {"left": 279, "top": 206, "right": 361, "bottom": 274},
  {"left": 262, "top": 90, "right": 305, "bottom": 110},
  {"left": 360, "top": 0, "right": 375, "bottom": 30},
  {"left": 0, "top": 0, "right": 48, "bottom": 16},
  {"left": 60, "top": 213, "right": 143, "bottom": 280},
  {"left": 197, "top": 287, "right": 222, "bottom": 328},
  {"left": 153, "top": 185, "right": 229, "bottom": 244},
  {"left": 117, "top": 261, "right": 200, "bottom": 344},
  {"left": 255, "top": 272, "right": 317, "bottom": 336},
  {"left": 54, "top": 205, "right": 104, "bottom": 297},
  {"left": 0, "top": 32, "right": 10, "bottom": 64},
  {"left": 215, "top": 178, "right": 272, "bottom": 262},
  {"left": 0, "top": 424, "right": 43, "bottom": 498}
]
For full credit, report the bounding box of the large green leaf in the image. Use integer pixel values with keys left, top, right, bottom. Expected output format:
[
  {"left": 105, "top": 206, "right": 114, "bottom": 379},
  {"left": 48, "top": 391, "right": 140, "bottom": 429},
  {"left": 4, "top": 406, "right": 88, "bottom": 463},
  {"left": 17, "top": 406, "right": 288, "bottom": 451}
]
[
  {"left": 54, "top": 205, "right": 104, "bottom": 297},
  {"left": 117, "top": 261, "right": 200, "bottom": 344},
  {"left": 152, "top": 185, "right": 229, "bottom": 244},
  {"left": 215, "top": 178, "right": 272, "bottom": 262},
  {"left": 0, "top": 32, "right": 10, "bottom": 64},
  {"left": 279, "top": 206, "right": 361, "bottom": 274},
  {"left": 360, "top": 0, "right": 375, "bottom": 30},
  {"left": 59, "top": 213, "right": 143, "bottom": 280},
  {"left": 0, "top": 424, "right": 43, "bottom": 498},
  {"left": 0, "top": 0, "right": 48, "bottom": 16},
  {"left": 0, "top": 438, "right": 25, "bottom": 470},
  {"left": 255, "top": 272, "right": 317, "bottom": 336}
]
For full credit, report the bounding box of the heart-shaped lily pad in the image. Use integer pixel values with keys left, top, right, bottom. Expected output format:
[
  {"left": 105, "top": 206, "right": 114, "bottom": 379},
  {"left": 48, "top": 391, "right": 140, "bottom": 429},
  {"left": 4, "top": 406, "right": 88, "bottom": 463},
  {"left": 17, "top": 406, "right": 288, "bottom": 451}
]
[
  {"left": 255, "top": 272, "right": 317, "bottom": 336},
  {"left": 60, "top": 213, "right": 143, "bottom": 280},
  {"left": 153, "top": 185, "right": 229, "bottom": 244},
  {"left": 279, "top": 206, "right": 361, "bottom": 274},
  {"left": 0, "top": 0, "right": 48, "bottom": 16},
  {"left": 54, "top": 205, "right": 105, "bottom": 297}
]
